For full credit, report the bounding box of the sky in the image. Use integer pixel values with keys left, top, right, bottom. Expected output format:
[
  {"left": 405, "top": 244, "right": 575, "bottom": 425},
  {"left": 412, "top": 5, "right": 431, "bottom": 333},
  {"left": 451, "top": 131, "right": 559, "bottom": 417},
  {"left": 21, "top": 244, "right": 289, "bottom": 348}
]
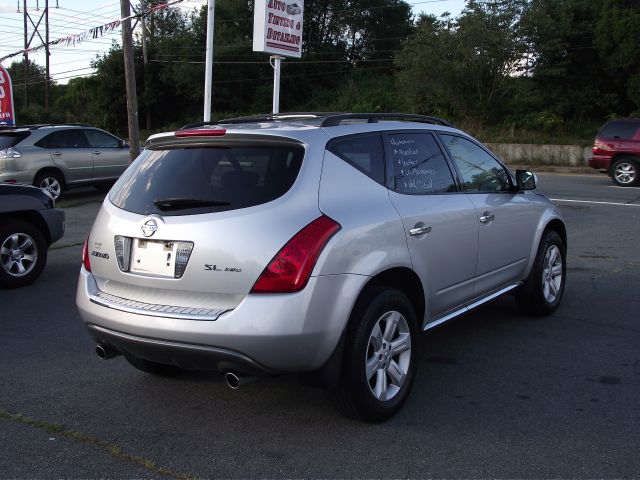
[{"left": 0, "top": 0, "right": 466, "bottom": 86}]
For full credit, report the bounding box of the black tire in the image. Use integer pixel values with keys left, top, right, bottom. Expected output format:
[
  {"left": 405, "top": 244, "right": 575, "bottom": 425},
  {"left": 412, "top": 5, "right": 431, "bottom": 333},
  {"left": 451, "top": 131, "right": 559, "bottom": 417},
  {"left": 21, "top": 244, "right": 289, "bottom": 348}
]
[
  {"left": 610, "top": 157, "right": 639, "bottom": 187},
  {"left": 516, "top": 230, "right": 566, "bottom": 316},
  {"left": 331, "top": 287, "right": 419, "bottom": 422},
  {"left": 34, "top": 171, "right": 65, "bottom": 200},
  {"left": 125, "top": 355, "right": 182, "bottom": 376},
  {"left": 0, "top": 220, "right": 48, "bottom": 289}
]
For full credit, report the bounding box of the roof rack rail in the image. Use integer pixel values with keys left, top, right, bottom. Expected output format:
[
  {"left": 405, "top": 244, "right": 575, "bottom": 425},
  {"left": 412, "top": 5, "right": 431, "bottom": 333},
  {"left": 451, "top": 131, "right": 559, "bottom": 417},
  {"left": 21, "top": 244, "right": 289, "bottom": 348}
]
[
  {"left": 0, "top": 123, "right": 93, "bottom": 130},
  {"left": 180, "top": 112, "right": 342, "bottom": 130},
  {"left": 320, "top": 113, "right": 453, "bottom": 128}
]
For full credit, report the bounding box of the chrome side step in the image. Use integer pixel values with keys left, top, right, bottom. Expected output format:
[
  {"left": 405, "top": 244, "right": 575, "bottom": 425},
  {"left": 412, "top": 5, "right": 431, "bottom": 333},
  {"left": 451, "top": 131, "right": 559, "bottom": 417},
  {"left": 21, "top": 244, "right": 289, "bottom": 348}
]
[{"left": 423, "top": 282, "right": 522, "bottom": 331}]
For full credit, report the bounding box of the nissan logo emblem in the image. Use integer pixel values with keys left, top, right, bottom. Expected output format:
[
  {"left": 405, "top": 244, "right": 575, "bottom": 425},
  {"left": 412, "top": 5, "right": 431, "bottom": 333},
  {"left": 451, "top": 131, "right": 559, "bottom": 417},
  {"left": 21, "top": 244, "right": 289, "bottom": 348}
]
[{"left": 141, "top": 219, "right": 158, "bottom": 237}]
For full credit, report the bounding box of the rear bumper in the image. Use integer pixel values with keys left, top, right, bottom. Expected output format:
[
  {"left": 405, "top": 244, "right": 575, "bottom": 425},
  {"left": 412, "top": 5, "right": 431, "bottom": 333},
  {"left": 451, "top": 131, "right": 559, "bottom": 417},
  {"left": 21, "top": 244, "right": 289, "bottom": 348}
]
[
  {"left": 76, "top": 268, "right": 368, "bottom": 373},
  {"left": 588, "top": 155, "right": 612, "bottom": 171},
  {"left": 87, "top": 323, "right": 277, "bottom": 375},
  {"left": 0, "top": 170, "right": 36, "bottom": 185}
]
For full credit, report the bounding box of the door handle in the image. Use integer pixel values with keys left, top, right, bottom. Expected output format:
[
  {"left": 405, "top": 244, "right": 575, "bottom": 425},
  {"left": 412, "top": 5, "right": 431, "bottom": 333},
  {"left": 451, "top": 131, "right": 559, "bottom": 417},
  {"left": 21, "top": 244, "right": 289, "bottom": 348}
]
[
  {"left": 479, "top": 212, "right": 495, "bottom": 224},
  {"left": 409, "top": 225, "right": 432, "bottom": 236},
  {"left": 92, "top": 151, "right": 101, "bottom": 155},
  {"left": 52, "top": 151, "right": 62, "bottom": 156}
]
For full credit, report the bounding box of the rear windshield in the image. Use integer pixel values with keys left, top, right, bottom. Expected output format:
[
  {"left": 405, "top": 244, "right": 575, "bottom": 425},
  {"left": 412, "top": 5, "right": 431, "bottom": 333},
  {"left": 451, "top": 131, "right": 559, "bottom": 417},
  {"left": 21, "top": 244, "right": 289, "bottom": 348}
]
[
  {"left": 0, "top": 131, "right": 30, "bottom": 149},
  {"left": 598, "top": 120, "right": 640, "bottom": 140},
  {"left": 109, "top": 145, "right": 304, "bottom": 216}
]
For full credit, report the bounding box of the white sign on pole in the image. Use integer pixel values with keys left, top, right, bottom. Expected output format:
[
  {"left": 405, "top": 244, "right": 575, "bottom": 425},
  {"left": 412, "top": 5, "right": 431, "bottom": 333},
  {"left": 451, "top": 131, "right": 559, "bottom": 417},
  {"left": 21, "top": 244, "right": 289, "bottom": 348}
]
[{"left": 253, "top": 0, "right": 304, "bottom": 59}]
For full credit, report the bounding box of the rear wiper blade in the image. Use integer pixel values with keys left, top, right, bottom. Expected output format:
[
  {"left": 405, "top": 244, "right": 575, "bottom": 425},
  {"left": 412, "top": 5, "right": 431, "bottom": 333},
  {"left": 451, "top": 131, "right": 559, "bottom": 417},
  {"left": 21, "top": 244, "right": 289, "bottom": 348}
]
[{"left": 153, "top": 197, "right": 231, "bottom": 211}]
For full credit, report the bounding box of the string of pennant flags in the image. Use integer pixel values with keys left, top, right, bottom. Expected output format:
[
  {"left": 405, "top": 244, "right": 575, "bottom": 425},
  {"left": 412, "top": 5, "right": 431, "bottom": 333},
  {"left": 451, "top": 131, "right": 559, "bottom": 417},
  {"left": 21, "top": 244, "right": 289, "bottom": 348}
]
[{"left": 0, "top": 0, "right": 187, "bottom": 63}]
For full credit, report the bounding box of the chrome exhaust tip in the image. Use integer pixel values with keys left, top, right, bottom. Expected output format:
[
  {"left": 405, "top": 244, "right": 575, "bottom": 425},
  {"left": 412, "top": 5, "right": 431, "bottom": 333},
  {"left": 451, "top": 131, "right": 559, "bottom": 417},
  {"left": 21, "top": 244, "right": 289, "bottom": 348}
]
[
  {"left": 95, "top": 343, "right": 120, "bottom": 360},
  {"left": 224, "top": 372, "right": 255, "bottom": 389}
]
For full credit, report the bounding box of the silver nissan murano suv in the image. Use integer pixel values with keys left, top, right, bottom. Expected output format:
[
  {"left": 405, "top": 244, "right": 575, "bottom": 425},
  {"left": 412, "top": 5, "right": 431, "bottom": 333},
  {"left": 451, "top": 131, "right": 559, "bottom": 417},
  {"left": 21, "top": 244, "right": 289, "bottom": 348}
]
[{"left": 76, "top": 113, "right": 567, "bottom": 421}]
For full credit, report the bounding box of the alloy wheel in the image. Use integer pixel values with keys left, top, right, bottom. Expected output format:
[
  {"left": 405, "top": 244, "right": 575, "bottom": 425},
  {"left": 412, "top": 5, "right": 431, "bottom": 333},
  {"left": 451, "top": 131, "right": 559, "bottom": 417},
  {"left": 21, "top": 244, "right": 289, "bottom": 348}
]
[
  {"left": 1, "top": 232, "right": 39, "bottom": 277},
  {"left": 541, "top": 244, "right": 563, "bottom": 303},
  {"left": 365, "top": 310, "right": 412, "bottom": 401},
  {"left": 40, "top": 176, "right": 62, "bottom": 199},
  {"left": 614, "top": 162, "right": 636, "bottom": 185}
]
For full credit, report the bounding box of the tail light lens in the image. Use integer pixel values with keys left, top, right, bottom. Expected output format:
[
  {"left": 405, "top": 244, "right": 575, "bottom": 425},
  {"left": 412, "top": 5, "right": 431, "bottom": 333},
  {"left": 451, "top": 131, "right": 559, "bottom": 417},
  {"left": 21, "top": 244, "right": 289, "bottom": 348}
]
[
  {"left": 0, "top": 147, "right": 22, "bottom": 159},
  {"left": 114, "top": 236, "right": 132, "bottom": 272},
  {"left": 251, "top": 215, "right": 341, "bottom": 294},
  {"left": 82, "top": 237, "right": 92, "bottom": 272}
]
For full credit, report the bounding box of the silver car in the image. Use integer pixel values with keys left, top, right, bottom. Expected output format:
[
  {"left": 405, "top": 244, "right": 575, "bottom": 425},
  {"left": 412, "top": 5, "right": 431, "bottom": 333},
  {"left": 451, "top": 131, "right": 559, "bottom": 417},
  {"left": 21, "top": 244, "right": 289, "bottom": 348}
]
[
  {"left": 76, "top": 113, "right": 567, "bottom": 421},
  {"left": 0, "top": 124, "right": 130, "bottom": 200}
]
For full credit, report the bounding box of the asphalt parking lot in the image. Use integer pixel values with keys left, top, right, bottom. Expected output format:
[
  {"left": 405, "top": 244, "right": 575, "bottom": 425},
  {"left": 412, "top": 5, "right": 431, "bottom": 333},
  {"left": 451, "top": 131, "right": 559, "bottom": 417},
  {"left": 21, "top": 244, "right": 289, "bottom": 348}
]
[{"left": 1, "top": 173, "right": 639, "bottom": 478}]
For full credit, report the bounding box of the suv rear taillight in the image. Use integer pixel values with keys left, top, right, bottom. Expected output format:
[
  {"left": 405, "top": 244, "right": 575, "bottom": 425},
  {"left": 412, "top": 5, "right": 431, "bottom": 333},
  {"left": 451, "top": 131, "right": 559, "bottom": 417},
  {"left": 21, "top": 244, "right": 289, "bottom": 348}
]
[
  {"left": 82, "top": 237, "right": 92, "bottom": 272},
  {"left": 593, "top": 140, "right": 613, "bottom": 152},
  {"left": 0, "top": 147, "right": 21, "bottom": 158},
  {"left": 250, "top": 215, "right": 341, "bottom": 294}
]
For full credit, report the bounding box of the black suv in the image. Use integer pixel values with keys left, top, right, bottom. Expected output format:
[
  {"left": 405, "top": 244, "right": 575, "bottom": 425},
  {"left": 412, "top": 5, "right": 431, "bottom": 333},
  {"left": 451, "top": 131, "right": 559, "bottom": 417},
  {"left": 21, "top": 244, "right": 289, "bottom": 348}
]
[{"left": 0, "top": 184, "right": 65, "bottom": 288}]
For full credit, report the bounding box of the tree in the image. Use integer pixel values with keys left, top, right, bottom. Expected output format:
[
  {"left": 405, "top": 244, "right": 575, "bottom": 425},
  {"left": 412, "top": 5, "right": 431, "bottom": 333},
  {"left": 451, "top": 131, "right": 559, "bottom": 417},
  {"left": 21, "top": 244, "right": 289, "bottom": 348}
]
[
  {"left": 6, "top": 59, "right": 57, "bottom": 124},
  {"left": 521, "top": 0, "right": 612, "bottom": 121},
  {"left": 396, "top": 0, "right": 526, "bottom": 124},
  {"left": 595, "top": 0, "right": 640, "bottom": 114}
]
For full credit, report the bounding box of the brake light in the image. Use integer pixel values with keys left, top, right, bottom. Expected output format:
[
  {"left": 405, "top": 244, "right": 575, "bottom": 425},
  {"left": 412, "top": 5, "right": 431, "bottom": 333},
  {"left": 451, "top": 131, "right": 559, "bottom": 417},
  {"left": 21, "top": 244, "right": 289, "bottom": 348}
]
[
  {"left": 82, "top": 237, "right": 92, "bottom": 272},
  {"left": 175, "top": 128, "right": 226, "bottom": 138},
  {"left": 0, "top": 147, "right": 22, "bottom": 158},
  {"left": 251, "top": 216, "right": 341, "bottom": 294}
]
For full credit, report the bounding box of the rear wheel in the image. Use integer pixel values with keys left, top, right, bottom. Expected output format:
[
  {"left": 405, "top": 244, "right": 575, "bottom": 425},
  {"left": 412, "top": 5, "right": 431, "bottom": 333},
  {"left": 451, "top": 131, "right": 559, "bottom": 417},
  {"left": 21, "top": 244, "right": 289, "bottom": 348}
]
[
  {"left": 0, "top": 220, "right": 47, "bottom": 289},
  {"left": 611, "top": 157, "right": 638, "bottom": 187},
  {"left": 516, "top": 230, "right": 566, "bottom": 316},
  {"left": 34, "top": 171, "right": 65, "bottom": 200},
  {"left": 332, "top": 288, "right": 419, "bottom": 422},
  {"left": 125, "top": 355, "right": 182, "bottom": 376}
]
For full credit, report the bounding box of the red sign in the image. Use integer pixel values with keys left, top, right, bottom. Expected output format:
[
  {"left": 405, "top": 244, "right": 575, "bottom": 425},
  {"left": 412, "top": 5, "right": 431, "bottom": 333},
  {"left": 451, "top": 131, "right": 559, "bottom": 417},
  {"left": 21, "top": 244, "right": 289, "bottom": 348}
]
[{"left": 0, "top": 65, "right": 16, "bottom": 126}]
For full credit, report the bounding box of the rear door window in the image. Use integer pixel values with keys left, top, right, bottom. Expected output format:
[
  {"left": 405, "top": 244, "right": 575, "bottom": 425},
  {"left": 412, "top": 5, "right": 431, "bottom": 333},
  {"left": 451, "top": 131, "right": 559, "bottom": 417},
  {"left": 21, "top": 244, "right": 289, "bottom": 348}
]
[
  {"left": 40, "top": 129, "right": 90, "bottom": 148},
  {"left": 598, "top": 120, "right": 640, "bottom": 140},
  {"left": 384, "top": 132, "right": 457, "bottom": 194},
  {"left": 109, "top": 145, "right": 304, "bottom": 216}
]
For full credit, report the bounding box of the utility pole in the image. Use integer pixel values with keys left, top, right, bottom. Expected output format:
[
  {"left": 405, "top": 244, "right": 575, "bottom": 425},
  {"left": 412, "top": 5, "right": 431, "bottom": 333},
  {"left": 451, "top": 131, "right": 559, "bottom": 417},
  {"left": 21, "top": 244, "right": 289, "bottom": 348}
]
[
  {"left": 45, "top": 0, "right": 50, "bottom": 110},
  {"left": 20, "top": 0, "right": 52, "bottom": 110},
  {"left": 120, "top": 0, "right": 140, "bottom": 160},
  {"left": 23, "top": 0, "right": 28, "bottom": 108},
  {"left": 140, "top": 2, "right": 151, "bottom": 132},
  {"left": 203, "top": 0, "right": 215, "bottom": 122}
]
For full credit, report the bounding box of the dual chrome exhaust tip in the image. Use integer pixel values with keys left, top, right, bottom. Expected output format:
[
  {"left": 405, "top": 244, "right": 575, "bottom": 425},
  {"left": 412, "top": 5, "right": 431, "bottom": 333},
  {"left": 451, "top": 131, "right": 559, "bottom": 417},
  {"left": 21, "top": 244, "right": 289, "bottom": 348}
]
[{"left": 95, "top": 344, "right": 255, "bottom": 389}]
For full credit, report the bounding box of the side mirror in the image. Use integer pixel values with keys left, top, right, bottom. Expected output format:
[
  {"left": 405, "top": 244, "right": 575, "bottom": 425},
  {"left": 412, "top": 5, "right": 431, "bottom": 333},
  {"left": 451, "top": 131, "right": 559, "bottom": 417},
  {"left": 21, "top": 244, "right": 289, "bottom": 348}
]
[
  {"left": 120, "top": 140, "right": 129, "bottom": 149},
  {"left": 515, "top": 169, "right": 536, "bottom": 190}
]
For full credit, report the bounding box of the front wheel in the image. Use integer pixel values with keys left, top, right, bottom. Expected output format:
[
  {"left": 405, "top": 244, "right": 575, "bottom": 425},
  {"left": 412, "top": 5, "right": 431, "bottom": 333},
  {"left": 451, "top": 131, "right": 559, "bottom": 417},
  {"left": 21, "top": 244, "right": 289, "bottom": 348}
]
[
  {"left": 332, "top": 288, "right": 419, "bottom": 422},
  {"left": 0, "top": 220, "right": 48, "bottom": 289},
  {"left": 611, "top": 157, "right": 638, "bottom": 187},
  {"left": 516, "top": 230, "right": 566, "bottom": 316}
]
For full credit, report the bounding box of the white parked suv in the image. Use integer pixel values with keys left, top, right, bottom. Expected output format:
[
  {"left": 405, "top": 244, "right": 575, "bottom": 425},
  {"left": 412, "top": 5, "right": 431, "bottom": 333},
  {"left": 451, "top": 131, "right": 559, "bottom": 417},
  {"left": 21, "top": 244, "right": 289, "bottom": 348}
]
[{"left": 76, "top": 113, "right": 567, "bottom": 421}]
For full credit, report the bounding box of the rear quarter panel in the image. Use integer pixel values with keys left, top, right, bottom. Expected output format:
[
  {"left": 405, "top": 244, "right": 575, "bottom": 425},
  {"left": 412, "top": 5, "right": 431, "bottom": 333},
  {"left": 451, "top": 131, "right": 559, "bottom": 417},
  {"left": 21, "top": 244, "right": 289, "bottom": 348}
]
[{"left": 316, "top": 150, "right": 411, "bottom": 277}]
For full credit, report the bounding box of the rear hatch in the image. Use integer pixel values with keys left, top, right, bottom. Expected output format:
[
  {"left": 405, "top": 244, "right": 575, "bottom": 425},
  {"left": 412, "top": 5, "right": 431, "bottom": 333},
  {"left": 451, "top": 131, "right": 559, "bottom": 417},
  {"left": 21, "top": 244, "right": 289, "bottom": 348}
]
[{"left": 86, "top": 131, "right": 323, "bottom": 311}]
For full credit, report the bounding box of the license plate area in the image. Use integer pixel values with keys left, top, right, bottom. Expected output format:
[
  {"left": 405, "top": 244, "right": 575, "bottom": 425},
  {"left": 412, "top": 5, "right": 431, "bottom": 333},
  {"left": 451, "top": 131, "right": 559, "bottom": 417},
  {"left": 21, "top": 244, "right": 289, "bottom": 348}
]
[{"left": 130, "top": 239, "right": 178, "bottom": 277}]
